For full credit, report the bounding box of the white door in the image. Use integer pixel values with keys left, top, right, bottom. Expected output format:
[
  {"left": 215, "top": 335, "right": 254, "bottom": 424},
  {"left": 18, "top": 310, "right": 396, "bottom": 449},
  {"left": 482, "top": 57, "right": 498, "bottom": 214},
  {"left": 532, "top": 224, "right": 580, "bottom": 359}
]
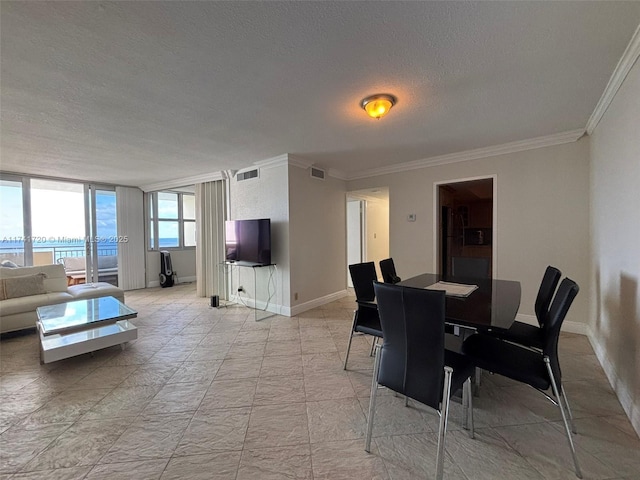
[{"left": 346, "top": 199, "right": 365, "bottom": 287}]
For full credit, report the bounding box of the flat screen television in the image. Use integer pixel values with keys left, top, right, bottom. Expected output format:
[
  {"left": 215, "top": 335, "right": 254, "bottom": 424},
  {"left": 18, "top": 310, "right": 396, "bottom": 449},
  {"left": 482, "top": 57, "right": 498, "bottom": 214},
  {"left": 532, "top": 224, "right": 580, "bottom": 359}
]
[{"left": 225, "top": 218, "right": 271, "bottom": 266}]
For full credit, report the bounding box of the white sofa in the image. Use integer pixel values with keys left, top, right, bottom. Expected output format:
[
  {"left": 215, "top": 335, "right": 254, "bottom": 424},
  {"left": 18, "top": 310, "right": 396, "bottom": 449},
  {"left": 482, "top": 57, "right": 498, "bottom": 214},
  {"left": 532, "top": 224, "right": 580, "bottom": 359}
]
[{"left": 0, "top": 264, "right": 125, "bottom": 334}]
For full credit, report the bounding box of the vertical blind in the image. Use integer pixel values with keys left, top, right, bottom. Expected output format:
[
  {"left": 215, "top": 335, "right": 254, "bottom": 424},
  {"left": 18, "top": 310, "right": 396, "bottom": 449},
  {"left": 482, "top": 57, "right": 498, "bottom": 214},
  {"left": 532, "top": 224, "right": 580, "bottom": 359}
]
[
  {"left": 195, "top": 180, "right": 227, "bottom": 298},
  {"left": 115, "top": 186, "right": 146, "bottom": 290}
]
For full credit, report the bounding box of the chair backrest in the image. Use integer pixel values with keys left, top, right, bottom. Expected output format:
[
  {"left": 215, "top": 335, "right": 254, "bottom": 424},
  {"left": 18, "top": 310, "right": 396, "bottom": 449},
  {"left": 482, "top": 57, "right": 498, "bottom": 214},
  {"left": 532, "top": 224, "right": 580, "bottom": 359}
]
[
  {"left": 349, "top": 262, "right": 377, "bottom": 302},
  {"left": 60, "top": 256, "right": 86, "bottom": 273},
  {"left": 543, "top": 277, "right": 579, "bottom": 386},
  {"left": 373, "top": 281, "right": 446, "bottom": 410},
  {"left": 379, "top": 258, "right": 401, "bottom": 284},
  {"left": 451, "top": 256, "right": 490, "bottom": 279},
  {"left": 534, "top": 266, "right": 562, "bottom": 327}
]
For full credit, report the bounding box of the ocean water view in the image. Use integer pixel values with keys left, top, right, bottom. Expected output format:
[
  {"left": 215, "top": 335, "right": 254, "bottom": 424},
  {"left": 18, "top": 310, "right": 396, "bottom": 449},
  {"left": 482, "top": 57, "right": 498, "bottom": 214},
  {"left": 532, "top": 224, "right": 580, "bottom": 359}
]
[
  {"left": 0, "top": 237, "right": 179, "bottom": 254},
  {"left": 0, "top": 239, "right": 119, "bottom": 264}
]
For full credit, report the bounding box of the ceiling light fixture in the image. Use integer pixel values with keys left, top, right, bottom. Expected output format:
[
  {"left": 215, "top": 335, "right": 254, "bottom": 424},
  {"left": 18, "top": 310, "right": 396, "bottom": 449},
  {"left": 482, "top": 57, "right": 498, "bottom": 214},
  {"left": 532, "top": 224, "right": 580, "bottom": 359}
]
[{"left": 360, "top": 93, "right": 397, "bottom": 119}]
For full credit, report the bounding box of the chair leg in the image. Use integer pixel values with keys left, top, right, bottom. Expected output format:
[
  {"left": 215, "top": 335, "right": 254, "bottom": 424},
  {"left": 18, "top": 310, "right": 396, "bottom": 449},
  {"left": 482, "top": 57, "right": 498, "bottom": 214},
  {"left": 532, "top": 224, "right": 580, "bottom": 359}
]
[
  {"left": 436, "top": 366, "right": 453, "bottom": 480},
  {"left": 561, "top": 384, "right": 578, "bottom": 434},
  {"left": 365, "top": 344, "right": 382, "bottom": 453},
  {"left": 369, "top": 337, "right": 377, "bottom": 357},
  {"left": 473, "top": 367, "right": 482, "bottom": 396},
  {"left": 545, "top": 358, "right": 582, "bottom": 479},
  {"left": 343, "top": 310, "right": 358, "bottom": 370},
  {"left": 463, "top": 376, "right": 474, "bottom": 439}
]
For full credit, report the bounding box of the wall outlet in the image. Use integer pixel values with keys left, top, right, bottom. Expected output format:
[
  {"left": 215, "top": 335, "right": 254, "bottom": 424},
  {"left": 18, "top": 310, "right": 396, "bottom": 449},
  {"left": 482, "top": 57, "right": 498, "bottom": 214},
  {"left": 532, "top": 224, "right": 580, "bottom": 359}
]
[{"left": 294, "top": 292, "right": 298, "bottom": 301}]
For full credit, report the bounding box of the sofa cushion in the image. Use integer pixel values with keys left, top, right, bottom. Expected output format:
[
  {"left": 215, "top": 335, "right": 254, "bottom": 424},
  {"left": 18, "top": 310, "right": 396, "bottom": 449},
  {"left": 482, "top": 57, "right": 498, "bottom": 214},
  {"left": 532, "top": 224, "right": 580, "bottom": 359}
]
[
  {"left": 68, "top": 282, "right": 125, "bottom": 302},
  {"left": 0, "top": 265, "right": 68, "bottom": 293},
  {"left": 0, "top": 291, "right": 73, "bottom": 316},
  {"left": 0, "top": 273, "right": 47, "bottom": 300}
]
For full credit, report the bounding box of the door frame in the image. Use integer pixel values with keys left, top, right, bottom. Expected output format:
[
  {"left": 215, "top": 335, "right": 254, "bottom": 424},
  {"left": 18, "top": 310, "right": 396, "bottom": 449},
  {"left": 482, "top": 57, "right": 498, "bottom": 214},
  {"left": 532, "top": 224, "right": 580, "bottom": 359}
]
[
  {"left": 84, "top": 184, "right": 118, "bottom": 284},
  {"left": 433, "top": 174, "right": 498, "bottom": 276}
]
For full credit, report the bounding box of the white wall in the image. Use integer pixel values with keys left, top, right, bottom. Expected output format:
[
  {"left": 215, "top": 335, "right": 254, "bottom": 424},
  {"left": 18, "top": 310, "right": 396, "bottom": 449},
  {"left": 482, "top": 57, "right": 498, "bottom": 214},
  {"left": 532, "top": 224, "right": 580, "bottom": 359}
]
[
  {"left": 229, "top": 161, "right": 290, "bottom": 314},
  {"left": 146, "top": 249, "right": 196, "bottom": 287},
  {"left": 288, "top": 163, "right": 347, "bottom": 312},
  {"left": 348, "top": 138, "right": 591, "bottom": 328},
  {"left": 589, "top": 57, "right": 640, "bottom": 436}
]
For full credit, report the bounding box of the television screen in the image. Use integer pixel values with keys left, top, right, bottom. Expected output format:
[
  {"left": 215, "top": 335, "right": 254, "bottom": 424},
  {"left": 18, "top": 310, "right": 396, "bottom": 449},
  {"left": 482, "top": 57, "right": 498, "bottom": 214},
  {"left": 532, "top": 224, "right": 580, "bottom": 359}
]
[{"left": 225, "top": 219, "right": 271, "bottom": 266}]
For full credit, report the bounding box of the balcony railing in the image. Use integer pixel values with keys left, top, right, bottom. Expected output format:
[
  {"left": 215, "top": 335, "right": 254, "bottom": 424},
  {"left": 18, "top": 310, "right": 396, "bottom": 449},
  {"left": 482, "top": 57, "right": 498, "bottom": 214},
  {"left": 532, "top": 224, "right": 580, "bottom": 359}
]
[{"left": 0, "top": 246, "right": 117, "bottom": 266}]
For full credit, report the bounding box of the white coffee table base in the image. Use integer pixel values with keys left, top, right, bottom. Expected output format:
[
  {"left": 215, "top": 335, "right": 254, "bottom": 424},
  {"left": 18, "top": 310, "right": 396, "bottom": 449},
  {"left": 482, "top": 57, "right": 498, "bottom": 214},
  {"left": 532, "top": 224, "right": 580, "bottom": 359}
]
[{"left": 38, "top": 320, "right": 138, "bottom": 364}]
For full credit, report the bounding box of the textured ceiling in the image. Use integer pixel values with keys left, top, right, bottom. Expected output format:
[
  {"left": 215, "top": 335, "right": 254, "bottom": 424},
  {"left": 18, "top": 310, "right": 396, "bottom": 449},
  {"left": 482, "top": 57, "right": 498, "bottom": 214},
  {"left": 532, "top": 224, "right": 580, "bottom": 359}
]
[{"left": 1, "top": 2, "right": 639, "bottom": 187}]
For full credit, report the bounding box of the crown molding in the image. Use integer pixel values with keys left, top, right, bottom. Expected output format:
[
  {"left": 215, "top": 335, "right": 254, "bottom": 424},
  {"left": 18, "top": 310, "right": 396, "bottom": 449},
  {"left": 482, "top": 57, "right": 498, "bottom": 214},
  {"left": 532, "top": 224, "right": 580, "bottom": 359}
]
[
  {"left": 252, "top": 154, "right": 290, "bottom": 171},
  {"left": 346, "top": 128, "right": 585, "bottom": 181},
  {"left": 327, "top": 168, "right": 348, "bottom": 181},
  {"left": 140, "top": 171, "right": 225, "bottom": 192},
  {"left": 139, "top": 124, "right": 585, "bottom": 189},
  {"left": 586, "top": 24, "right": 640, "bottom": 135},
  {"left": 252, "top": 154, "right": 315, "bottom": 171},
  {"left": 286, "top": 154, "right": 348, "bottom": 180},
  {"left": 286, "top": 155, "right": 314, "bottom": 170}
]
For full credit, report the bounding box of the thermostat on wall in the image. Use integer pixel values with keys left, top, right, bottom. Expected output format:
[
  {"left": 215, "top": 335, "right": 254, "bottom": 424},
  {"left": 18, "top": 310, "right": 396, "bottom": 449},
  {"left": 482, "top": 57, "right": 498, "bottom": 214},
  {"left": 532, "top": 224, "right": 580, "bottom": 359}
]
[{"left": 407, "top": 214, "right": 416, "bottom": 222}]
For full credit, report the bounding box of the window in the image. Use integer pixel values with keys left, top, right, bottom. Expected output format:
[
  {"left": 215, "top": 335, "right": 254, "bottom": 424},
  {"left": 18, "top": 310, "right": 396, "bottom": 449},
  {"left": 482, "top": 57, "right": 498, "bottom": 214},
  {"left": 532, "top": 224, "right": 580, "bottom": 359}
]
[
  {"left": 0, "top": 178, "right": 26, "bottom": 265},
  {"left": 0, "top": 174, "right": 118, "bottom": 283},
  {"left": 147, "top": 190, "right": 195, "bottom": 250}
]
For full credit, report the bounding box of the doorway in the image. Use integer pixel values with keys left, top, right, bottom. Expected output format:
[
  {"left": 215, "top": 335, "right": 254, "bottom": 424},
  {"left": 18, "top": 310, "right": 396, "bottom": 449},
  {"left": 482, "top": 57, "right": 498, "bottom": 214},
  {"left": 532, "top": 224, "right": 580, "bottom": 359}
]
[
  {"left": 436, "top": 177, "right": 495, "bottom": 278},
  {"left": 346, "top": 188, "right": 390, "bottom": 286}
]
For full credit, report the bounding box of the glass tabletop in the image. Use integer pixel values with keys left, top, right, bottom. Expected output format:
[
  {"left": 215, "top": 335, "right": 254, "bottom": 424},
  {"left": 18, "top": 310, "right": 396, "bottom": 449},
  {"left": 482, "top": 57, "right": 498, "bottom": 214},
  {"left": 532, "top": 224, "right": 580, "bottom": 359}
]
[
  {"left": 398, "top": 273, "right": 521, "bottom": 330},
  {"left": 37, "top": 296, "right": 137, "bottom": 336}
]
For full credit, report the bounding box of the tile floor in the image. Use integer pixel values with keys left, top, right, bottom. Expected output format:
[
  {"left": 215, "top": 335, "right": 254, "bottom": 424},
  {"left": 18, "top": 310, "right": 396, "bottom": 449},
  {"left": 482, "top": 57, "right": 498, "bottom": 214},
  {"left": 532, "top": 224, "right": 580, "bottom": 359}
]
[{"left": 1, "top": 283, "right": 639, "bottom": 479}]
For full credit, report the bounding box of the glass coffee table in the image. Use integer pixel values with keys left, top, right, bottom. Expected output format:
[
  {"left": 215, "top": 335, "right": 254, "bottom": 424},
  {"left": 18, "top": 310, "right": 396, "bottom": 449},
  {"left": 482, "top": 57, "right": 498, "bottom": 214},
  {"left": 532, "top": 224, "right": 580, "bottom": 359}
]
[{"left": 36, "top": 296, "right": 138, "bottom": 364}]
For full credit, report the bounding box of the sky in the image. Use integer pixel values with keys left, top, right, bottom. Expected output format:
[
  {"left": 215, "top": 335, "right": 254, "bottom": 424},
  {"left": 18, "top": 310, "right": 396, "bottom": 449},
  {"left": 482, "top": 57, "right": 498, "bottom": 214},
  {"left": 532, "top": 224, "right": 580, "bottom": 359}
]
[{"left": 0, "top": 180, "right": 116, "bottom": 240}]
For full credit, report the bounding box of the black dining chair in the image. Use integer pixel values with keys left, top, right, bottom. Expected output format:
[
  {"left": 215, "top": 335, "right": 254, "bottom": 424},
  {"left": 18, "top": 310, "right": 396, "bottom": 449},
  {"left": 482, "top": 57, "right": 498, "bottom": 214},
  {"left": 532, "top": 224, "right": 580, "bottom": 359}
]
[
  {"left": 462, "top": 277, "right": 582, "bottom": 478},
  {"left": 344, "top": 262, "right": 383, "bottom": 370},
  {"left": 488, "top": 265, "right": 561, "bottom": 350},
  {"left": 451, "top": 256, "right": 490, "bottom": 279},
  {"left": 379, "top": 258, "right": 401, "bottom": 284},
  {"left": 367, "top": 282, "right": 475, "bottom": 480}
]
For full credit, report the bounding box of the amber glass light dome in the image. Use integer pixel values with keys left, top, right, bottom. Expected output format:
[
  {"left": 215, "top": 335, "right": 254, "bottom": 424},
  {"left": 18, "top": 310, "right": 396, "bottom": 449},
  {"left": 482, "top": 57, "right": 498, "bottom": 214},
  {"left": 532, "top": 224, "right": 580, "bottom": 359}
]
[{"left": 360, "top": 94, "right": 397, "bottom": 119}]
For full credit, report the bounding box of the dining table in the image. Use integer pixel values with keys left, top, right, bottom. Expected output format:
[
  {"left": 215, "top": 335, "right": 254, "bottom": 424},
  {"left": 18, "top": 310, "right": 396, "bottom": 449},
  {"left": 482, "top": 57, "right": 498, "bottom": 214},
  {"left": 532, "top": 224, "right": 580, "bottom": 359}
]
[{"left": 398, "top": 273, "right": 521, "bottom": 332}]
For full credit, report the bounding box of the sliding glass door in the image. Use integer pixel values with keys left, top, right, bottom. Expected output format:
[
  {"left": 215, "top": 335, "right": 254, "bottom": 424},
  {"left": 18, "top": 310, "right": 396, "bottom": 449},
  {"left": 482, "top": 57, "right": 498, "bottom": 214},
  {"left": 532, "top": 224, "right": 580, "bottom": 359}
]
[
  {"left": 85, "top": 186, "right": 118, "bottom": 284},
  {"left": 31, "top": 179, "right": 86, "bottom": 267},
  {"left": 0, "top": 175, "right": 118, "bottom": 286},
  {"left": 0, "top": 177, "right": 27, "bottom": 266}
]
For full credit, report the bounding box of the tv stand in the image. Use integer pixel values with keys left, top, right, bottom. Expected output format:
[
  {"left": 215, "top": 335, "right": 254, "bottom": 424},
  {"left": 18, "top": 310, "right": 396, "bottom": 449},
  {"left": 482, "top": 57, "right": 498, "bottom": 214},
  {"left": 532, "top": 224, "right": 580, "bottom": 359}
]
[
  {"left": 219, "top": 262, "right": 277, "bottom": 321},
  {"left": 230, "top": 261, "right": 269, "bottom": 267}
]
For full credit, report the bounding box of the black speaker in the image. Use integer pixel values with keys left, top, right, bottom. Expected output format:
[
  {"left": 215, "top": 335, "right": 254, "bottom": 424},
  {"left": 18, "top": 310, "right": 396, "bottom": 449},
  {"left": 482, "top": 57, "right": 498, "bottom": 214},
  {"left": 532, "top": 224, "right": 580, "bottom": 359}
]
[
  {"left": 210, "top": 295, "right": 219, "bottom": 308},
  {"left": 159, "top": 251, "right": 174, "bottom": 288}
]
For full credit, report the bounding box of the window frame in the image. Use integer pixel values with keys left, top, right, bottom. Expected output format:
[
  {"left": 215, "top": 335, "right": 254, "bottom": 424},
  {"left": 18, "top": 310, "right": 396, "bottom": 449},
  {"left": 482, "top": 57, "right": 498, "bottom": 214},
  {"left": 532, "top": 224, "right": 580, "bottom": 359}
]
[{"left": 147, "top": 190, "right": 196, "bottom": 251}]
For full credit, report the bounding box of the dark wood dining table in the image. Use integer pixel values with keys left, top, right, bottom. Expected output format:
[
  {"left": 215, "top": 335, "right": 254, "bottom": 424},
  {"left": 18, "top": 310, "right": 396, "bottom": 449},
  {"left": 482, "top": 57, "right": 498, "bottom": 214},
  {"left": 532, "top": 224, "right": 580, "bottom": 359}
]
[{"left": 398, "top": 273, "right": 521, "bottom": 331}]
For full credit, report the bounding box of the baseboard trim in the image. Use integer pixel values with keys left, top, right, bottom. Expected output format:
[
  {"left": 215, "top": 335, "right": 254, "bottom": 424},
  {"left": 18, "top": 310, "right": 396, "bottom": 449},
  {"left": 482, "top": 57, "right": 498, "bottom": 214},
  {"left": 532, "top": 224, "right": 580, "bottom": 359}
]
[
  {"left": 228, "top": 294, "right": 281, "bottom": 316},
  {"left": 146, "top": 275, "right": 193, "bottom": 289},
  {"left": 289, "top": 290, "right": 350, "bottom": 317},
  {"left": 514, "top": 313, "right": 588, "bottom": 335},
  {"left": 225, "top": 289, "right": 349, "bottom": 317},
  {"left": 586, "top": 325, "right": 640, "bottom": 438}
]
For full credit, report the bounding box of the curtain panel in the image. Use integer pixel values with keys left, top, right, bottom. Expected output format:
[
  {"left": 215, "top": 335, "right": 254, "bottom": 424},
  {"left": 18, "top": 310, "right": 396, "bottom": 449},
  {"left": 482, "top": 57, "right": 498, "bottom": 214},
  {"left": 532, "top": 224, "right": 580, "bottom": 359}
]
[
  {"left": 115, "top": 186, "right": 146, "bottom": 290},
  {"left": 195, "top": 180, "right": 227, "bottom": 298}
]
